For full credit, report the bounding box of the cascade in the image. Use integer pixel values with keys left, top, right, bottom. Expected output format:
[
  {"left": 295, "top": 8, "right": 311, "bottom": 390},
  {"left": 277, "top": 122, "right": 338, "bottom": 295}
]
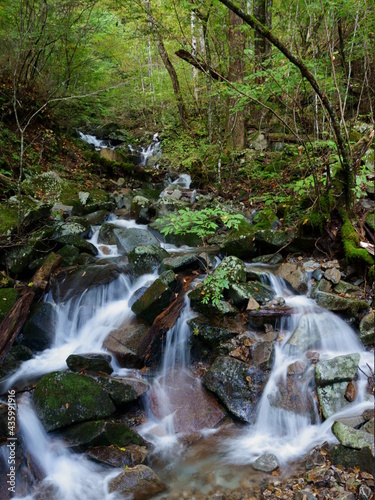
[{"left": 1, "top": 210, "right": 373, "bottom": 497}]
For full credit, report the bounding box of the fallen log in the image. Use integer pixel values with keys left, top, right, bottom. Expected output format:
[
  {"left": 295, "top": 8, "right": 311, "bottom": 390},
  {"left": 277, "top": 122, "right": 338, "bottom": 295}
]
[
  {"left": 137, "top": 275, "right": 195, "bottom": 366},
  {"left": 0, "top": 292, "right": 35, "bottom": 362}
]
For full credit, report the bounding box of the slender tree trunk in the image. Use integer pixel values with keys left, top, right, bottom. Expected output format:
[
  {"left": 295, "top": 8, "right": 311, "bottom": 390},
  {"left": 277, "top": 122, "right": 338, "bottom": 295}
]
[
  {"left": 144, "top": 1, "right": 187, "bottom": 126},
  {"left": 191, "top": 9, "right": 199, "bottom": 104},
  {"left": 226, "top": 8, "right": 245, "bottom": 150},
  {"left": 253, "top": 0, "right": 272, "bottom": 68},
  {"left": 218, "top": 0, "right": 354, "bottom": 208}
]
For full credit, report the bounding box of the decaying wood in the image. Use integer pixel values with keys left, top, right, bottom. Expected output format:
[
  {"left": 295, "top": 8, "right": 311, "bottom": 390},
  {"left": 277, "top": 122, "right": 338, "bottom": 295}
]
[
  {"left": 137, "top": 275, "right": 195, "bottom": 366},
  {"left": 32, "top": 252, "right": 62, "bottom": 291},
  {"left": 0, "top": 292, "right": 35, "bottom": 362}
]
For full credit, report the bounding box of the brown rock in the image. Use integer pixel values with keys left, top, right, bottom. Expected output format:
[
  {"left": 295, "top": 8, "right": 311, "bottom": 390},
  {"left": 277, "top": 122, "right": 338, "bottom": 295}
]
[
  {"left": 108, "top": 464, "right": 165, "bottom": 499},
  {"left": 287, "top": 360, "right": 308, "bottom": 376},
  {"left": 345, "top": 381, "right": 358, "bottom": 402},
  {"left": 86, "top": 444, "right": 148, "bottom": 468}
]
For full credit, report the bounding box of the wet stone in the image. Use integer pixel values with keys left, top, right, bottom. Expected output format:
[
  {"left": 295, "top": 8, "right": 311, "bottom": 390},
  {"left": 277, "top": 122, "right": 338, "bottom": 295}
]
[
  {"left": 86, "top": 444, "right": 148, "bottom": 468},
  {"left": 252, "top": 453, "right": 279, "bottom": 473},
  {"left": 315, "top": 353, "right": 360, "bottom": 387},
  {"left": 66, "top": 353, "right": 113, "bottom": 375},
  {"left": 108, "top": 464, "right": 166, "bottom": 499},
  {"left": 324, "top": 267, "right": 341, "bottom": 284}
]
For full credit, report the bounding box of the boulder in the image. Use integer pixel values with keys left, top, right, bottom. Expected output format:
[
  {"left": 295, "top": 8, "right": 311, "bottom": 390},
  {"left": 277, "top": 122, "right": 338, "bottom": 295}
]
[
  {"left": 276, "top": 262, "right": 308, "bottom": 294},
  {"left": 324, "top": 268, "right": 341, "bottom": 285},
  {"left": 108, "top": 465, "right": 166, "bottom": 500},
  {"left": 83, "top": 210, "right": 109, "bottom": 225},
  {"left": 57, "top": 245, "right": 80, "bottom": 266},
  {"left": 255, "top": 229, "right": 293, "bottom": 252},
  {"left": 20, "top": 302, "right": 57, "bottom": 352},
  {"left": 0, "top": 345, "right": 33, "bottom": 379},
  {"left": 159, "top": 253, "right": 200, "bottom": 273},
  {"left": 330, "top": 444, "right": 374, "bottom": 475},
  {"left": 268, "top": 372, "right": 317, "bottom": 418},
  {"left": 216, "top": 255, "right": 247, "bottom": 283},
  {"left": 55, "top": 235, "right": 98, "bottom": 256},
  {"left": 131, "top": 277, "right": 174, "bottom": 324},
  {"left": 94, "top": 375, "right": 149, "bottom": 406},
  {"left": 60, "top": 419, "right": 145, "bottom": 449},
  {"left": 113, "top": 227, "right": 160, "bottom": 255},
  {"left": 315, "top": 354, "right": 360, "bottom": 386},
  {"left": 5, "top": 244, "right": 37, "bottom": 274},
  {"left": 33, "top": 371, "right": 116, "bottom": 431},
  {"left": 210, "top": 221, "right": 256, "bottom": 260},
  {"left": 332, "top": 421, "right": 374, "bottom": 449},
  {"left": 314, "top": 291, "right": 369, "bottom": 316},
  {"left": 97, "top": 222, "right": 116, "bottom": 244},
  {"left": 86, "top": 444, "right": 148, "bottom": 468},
  {"left": 359, "top": 312, "right": 374, "bottom": 345},
  {"left": 149, "top": 370, "right": 226, "bottom": 434},
  {"left": 103, "top": 320, "right": 149, "bottom": 367},
  {"left": 53, "top": 221, "right": 89, "bottom": 239},
  {"left": 51, "top": 264, "right": 121, "bottom": 302},
  {"left": 226, "top": 282, "right": 275, "bottom": 307},
  {"left": 252, "top": 342, "right": 275, "bottom": 371},
  {"left": 128, "top": 245, "right": 168, "bottom": 277},
  {"left": 188, "top": 285, "right": 239, "bottom": 317},
  {"left": 66, "top": 353, "right": 113, "bottom": 374},
  {"left": 317, "top": 382, "right": 352, "bottom": 419},
  {"left": 203, "top": 356, "right": 267, "bottom": 423},
  {"left": 187, "top": 316, "right": 242, "bottom": 349}
]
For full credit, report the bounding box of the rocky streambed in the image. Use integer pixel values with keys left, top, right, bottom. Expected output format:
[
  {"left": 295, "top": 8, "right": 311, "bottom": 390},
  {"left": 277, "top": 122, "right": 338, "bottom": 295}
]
[{"left": 0, "top": 167, "right": 374, "bottom": 500}]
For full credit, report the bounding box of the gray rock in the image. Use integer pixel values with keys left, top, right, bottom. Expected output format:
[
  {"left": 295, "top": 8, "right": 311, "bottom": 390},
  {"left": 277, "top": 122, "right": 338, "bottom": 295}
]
[
  {"left": 252, "top": 453, "right": 279, "bottom": 472},
  {"left": 21, "top": 302, "right": 57, "bottom": 352},
  {"left": 97, "top": 222, "right": 116, "bottom": 244},
  {"left": 324, "top": 267, "right": 341, "bottom": 284},
  {"left": 315, "top": 354, "right": 360, "bottom": 386},
  {"left": 55, "top": 235, "right": 98, "bottom": 256},
  {"left": 226, "top": 281, "right": 275, "bottom": 307},
  {"left": 216, "top": 255, "right": 247, "bottom": 283},
  {"left": 255, "top": 229, "right": 293, "bottom": 252},
  {"left": 295, "top": 491, "right": 316, "bottom": 500},
  {"left": 203, "top": 356, "right": 267, "bottom": 423},
  {"left": 330, "top": 443, "right": 374, "bottom": 474},
  {"left": 53, "top": 221, "right": 89, "bottom": 239},
  {"left": 287, "top": 313, "right": 340, "bottom": 353},
  {"left": 83, "top": 210, "right": 109, "bottom": 225},
  {"left": 66, "top": 353, "right": 113, "bottom": 374},
  {"left": 362, "top": 418, "right": 374, "bottom": 435},
  {"left": 160, "top": 253, "right": 199, "bottom": 273},
  {"left": 103, "top": 320, "right": 149, "bottom": 367},
  {"left": 359, "top": 312, "right": 374, "bottom": 345},
  {"left": 108, "top": 464, "right": 166, "bottom": 499},
  {"left": 332, "top": 421, "right": 374, "bottom": 449},
  {"left": 315, "top": 291, "right": 369, "bottom": 315},
  {"left": 57, "top": 245, "right": 80, "bottom": 266},
  {"left": 187, "top": 316, "right": 242, "bottom": 348},
  {"left": 128, "top": 245, "right": 168, "bottom": 277},
  {"left": 94, "top": 375, "right": 149, "bottom": 406},
  {"left": 276, "top": 262, "right": 308, "bottom": 294},
  {"left": 317, "top": 382, "right": 351, "bottom": 419},
  {"left": 113, "top": 227, "right": 160, "bottom": 255},
  {"left": 252, "top": 342, "right": 275, "bottom": 371}
]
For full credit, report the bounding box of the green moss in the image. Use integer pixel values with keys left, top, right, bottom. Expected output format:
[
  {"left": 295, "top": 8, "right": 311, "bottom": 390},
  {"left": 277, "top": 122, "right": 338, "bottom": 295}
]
[
  {"left": 341, "top": 217, "right": 374, "bottom": 268},
  {"left": 0, "top": 288, "right": 19, "bottom": 322},
  {"left": 0, "top": 204, "right": 18, "bottom": 235},
  {"left": 253, "top": 208, "right": 278, "bottom": 229}
]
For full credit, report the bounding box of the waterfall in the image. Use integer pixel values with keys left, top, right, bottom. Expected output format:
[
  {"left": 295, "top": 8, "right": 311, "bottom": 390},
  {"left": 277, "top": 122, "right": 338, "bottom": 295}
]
[{"left": 223, "top": 267, "right": 373, "bottom": 465}]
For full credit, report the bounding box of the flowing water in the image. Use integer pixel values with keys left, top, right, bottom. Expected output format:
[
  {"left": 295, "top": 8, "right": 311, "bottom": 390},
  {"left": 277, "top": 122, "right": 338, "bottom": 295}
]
[{"left": 1, "top": 211, "right": 373, "bottom": 497}]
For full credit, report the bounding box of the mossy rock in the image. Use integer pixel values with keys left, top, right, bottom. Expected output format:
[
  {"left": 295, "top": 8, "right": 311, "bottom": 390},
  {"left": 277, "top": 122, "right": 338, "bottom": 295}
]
[
  {"left": 315, "top": 291, "right": 369, "bottom": 317},
  {"left": 210, "top": 220, "right": 256, "bottom": 259},
  {"left": 188, "top": 284, "right": 239, "bottom": 317},
  {"left": 55, "top": 235, "right": 98, "bottom": 256},
  {"left": 253, "top": 208, "right": 279, "bottom": 229},
  {"left": 216, "top": 255, "right": 247, "bottom": 283},
  {"left": 66, "top": 353, "right": 113, "bottom": 375},
  {"left": 226, "top": 282, "right": 275, "bottom": 307},
  {"left": 128, "top": 245, "right": 168, "bottom": 277},
  {"left": 21, "top": 302, "right": 56, "bottom": 352},
  {"left": 0, "top": 288, "right": 19, "bottom": 323},
  {"left": 365, "top": 210, "right": 374, "bottom": 231},
  {"left": 57, "top": 245, "right": 80, "bottom": 266},
  {"left": 53, "top": 221, "right": 90, "bottom": 239},
  {"left": 0, "top": 345, "right": 33, "bottom": 379},
  {"left": 0, "top": 204, "right": 18, "bottom": 236},
  {"left": 315, "top": 354, "right": 360, "bottom": 387},
  {"left": 330, "top": 444, "right": 374, "bottom": 475},
  {"left": 98, "top": 222, "right": 116, "bottom": 244},
  {"left": 341, "top": 217, "right": 374, "bottom": 267},
  {"left": 187, "top": 316, "right": 240, "bottom": 348},
  {"left": 131, "top": 278, "right": 173, "bottom": 324},
  {"left": 159, "top": 253, "right": 199, "bottom": 273},
  {"left": 33, "top": 371, "right": 116, "bottom": 431},
  {"left": 359, "top": 312, "right": 374, "bottom": 345},
  {"left": 5, "top": 244, "right": 37, "bottom": 274},
  {"left": 254, "top": 229, "right": 293, "bottom": 251},
  {"left": 59, "top": 419, "right": 145, "bottom": 449},
  {"left": 22, "top": 172, "right": 67, "bottom": 201}
]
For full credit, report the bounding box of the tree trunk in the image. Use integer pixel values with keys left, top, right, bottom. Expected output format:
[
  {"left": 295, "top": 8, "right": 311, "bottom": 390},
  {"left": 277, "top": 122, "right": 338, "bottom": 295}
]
[
  {"left": 253, "top": 0, "right": 272, "bottom": 68},
  {"left": 226, "top": 8, "right": 246, "bottom": 150},
  {"left": 144, "top": 1, "right": 187, "bottom": 126},
  {"left": 218, "top": 0, "right": 354, "bottom": 209}
]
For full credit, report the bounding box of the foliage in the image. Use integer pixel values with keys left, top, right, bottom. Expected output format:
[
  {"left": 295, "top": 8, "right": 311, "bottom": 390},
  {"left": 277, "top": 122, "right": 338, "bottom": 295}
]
[
  {"left": 201, "top": 267, "right": 230, "bottom": 306},
  {"left": 156, "top": 207, "right": 244, "bottom": 244}
]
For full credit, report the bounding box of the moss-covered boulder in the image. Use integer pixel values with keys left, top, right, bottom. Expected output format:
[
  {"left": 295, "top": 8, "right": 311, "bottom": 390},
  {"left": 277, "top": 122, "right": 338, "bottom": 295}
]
[
  {"left": 97, "top": 222, "right": 116, "bottom": 244},
  {"left": 330, "top": 443, "right": 374, "bottom": 475},
  {"left": 315, "top": 291, "right": 369, "bottom": 316},
  {"left": 5, "top": 244, "right": 37, "bottom": 274},
  {"left": 0, "top": 204, "right": 18, "bottom": 236},
  {"left": 0, "top": 345, "right": 33, "bottom": 379},
  {"left": 57, "top": 245, "right": 80, "bottom": 266},
  {"left": 66, "top": 353, "right": 113, "bottom": 374},
  {"left": 20, "top": 302, "right": 56, "bottom": 352},
  {"left": 53, "top": 221, "right": 89, "bottom": 239},
  {"left": 315, "top": 354, "right": 360, "bottom": 386},
  {"left": 131, "top": 277, "right": 174, "bottom": 324},
  {"left": 94, "top": 375, "right": 149, "bottom": 406},
  {"left": 0, "top": 288, "right": 19, "bottom": 323},
  {"left": 33, "top": 371, "right": 116, "bottom": 431},
  {"left": 86, "top": 444, "right": 148, "bottom": 468},
  {"left": 316, "top": 382, "right": 352, "bottom": 419},
  {"left": 332, "top": 421, "right": 374, "bottom": 449},
  {"left": 226, "top": 281, "right": 275, "bottom": 307},
  {"left": 359, "top": 312, "right": 374, "bottom": 345},
  {"left": 55, "top": 235, "right": 98, "bottom": 256},
  {"left": 210, "top": 220, "right": 256, "bottom": 259},
  {"left": 159, "top": 253, "right": 199, "bottom": 273},
  {"left": 216, "top": 255, "right": 247, "bottom": 283},
  {"left": 59, "top": 419, "right": 145, "bottom": 449},
  {"left": 109, "top": 464, "right": 166, "bottom": 499},
  {"left": 188, "top": 284, "right": 239, "bottom": 317},
  {"left": 128, "top": 245, "right": 168, "bottom": 277},
  {"left": 254, "top": 229, "right": 293, "bottom": 251},
  {"left": 187, "top": 315, "right": 242, "bottom": 349}
]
